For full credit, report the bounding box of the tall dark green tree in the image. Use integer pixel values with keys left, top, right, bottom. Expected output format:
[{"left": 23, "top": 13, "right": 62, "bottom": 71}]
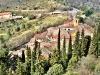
[
  {"left": 57, "top": 28, "right": 61, "bottom": 58},
  {"left": 89, "top": 26, "right": 99, "bottom": 58},
  {"left": 16, "top": 57, "right": 23, "bottom": 75},
  {"left": 31, "top": 40, "right": 38, "bottom": 75},
  {"left": 67, "top": 34, "right": 72, "bottom": 60},
  {"left": 72, "top": 30, "right": 81, "bottom": 57},
  {"left": 50, "top": 49, "right": 59, "bottom": 65},
  {"left": 25, "top": 46, "right": 31, "bottom": 61},
  {"left": 81, "top": 28, "right": 86, "bottom": 57},
  {"left": 21, "top": 50, "right": 25, "bottom": 62},
  {"left": 61, "top": 36, "right": 67, "bottom": 69},
  {"left": 25, "top": 46, "right": 31, "bottom": 74},
  {"left": 84, "top": 35, "right": 91, "bottom": 56},
  {"left": 34, "top": 39, "right": 38, "bottom": 59},
  {"left": 31, "top": 48, "right": 35, "bottom": 75},
  {"left": 35, "top": 42, "right": 44, "bottom": 75},
  {"left": 81, "top": 28, "right": 84, "bottom": 38}
]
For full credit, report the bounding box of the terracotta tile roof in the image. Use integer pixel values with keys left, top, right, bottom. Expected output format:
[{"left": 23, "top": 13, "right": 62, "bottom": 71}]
[
  {"left": 40, "top": 42, "right": 55, "bottom": 48},
  {"left": 64, "top": 21, "right": 74, "bottom": 26},
  {"left": 34, "top": 34, "right": 40, "bottom": 38},
  {"left": 12, "top": 51, "right": 18, "bottom": 55},
  {"left": 34, "top": 31, "right": 48, "bottom": 39},
  {"left": 0, "top": 12, "right": 12, "bottom": 16},
  {"left": 40, "top": 31, "right": 48, "bottom": 37}
]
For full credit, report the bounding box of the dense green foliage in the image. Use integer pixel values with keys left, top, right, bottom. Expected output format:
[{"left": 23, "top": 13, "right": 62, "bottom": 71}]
[
  {"left": 46, "top": 64, "right": 64, "bottom": 75},
  {"left": 89, "top": 25, "right": 99, "bottom": 57},
  {"left": 1, "top": 24, "right": 100, "bottom": 75}
]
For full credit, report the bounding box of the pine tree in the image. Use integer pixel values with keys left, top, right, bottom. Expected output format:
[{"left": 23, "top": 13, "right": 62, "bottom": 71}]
[
  {"left": 89, "top": 26, "right": 99, "bottom": 58},
  {"left": 61, "top": 36, "right": 67, "bottom": 69},
  {"left": 68, "top": 34, "right": 72, "bottom": 61},
  {"left": 57, "top": 28, "right": 61, "bottom": 58},
  {"left": 72, "top": 30, "right": 81, "bottom": 57}
]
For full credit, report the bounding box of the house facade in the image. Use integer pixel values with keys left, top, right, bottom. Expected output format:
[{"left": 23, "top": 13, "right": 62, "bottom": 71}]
[{"left": 0, "top": 12, "right": 12, "bottom": 19}]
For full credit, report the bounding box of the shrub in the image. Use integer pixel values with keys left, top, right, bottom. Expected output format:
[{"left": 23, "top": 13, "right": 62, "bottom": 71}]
[
  {"left": 77, "top": 55, "right": 97, "bottom": 75},
  {"left": 67, "top": 56, "right": 79, "bottom": 69},
  {"left": 46, "top": 64, "right": 64, "bottom": 75},
  {"left": 95, "top": 64, "right": 100, "bottom": 75}
]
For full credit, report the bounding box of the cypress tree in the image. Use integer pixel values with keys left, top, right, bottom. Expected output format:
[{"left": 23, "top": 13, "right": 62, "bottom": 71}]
[
  {"left": 31, "top": 40, "right": 38, "bottom": 75},
  {"left": 21, "top": 50, "right": 25, "bottom": 62},
  {"left": 62, "top": 36, "right": 67, "bottom": 69},
  {"left": 81, "top": 28, "right": 86, "bottom": 57},
  {"left": 35, "top": 42, "right": 44, "bottom": 75},
  {"left": 81, "top": 28, "right": 84, "bottom": 38},
  {"left": 31, "top": 48, "right": 35, "bottom": 75},
  {"left": 34, "top": 39, "right": 38, "bottom": 59},
  {"left": 50, "top": 48, "right": 59, "bottom": 65},
  {"left": 36, "top": 42, "right": 41, "bottom": 62},
  {"left": 68, "top": 34, "right": 72, "bottom": 61},
  {"left": 25, "top": 46, "right": 31, "bottom": 61},
  {"left": 57, "top": 28, "right": 61, "bottom": 58},
  {"left": 72, "top": 30, "right": 81, "bottom": 57},
  {"left": 84, "top": 35, "right": 91, "bottom": 56},
  {"left": 16, "top": 57, "right": 23, "bottom": 75},
  {"left": 89, "top": 26, "right": 99, "bottom": 58}
]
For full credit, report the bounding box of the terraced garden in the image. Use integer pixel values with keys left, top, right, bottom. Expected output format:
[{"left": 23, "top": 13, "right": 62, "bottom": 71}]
[{"left": 0, "top": 14, "right": 69, "bottom": 49}]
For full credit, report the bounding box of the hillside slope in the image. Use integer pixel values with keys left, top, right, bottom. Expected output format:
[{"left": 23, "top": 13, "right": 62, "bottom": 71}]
[
  {"left": 0, "top": 0, "right": 66, "bottom": 11},
  {"left": 64, "top": 0, "right": 100, "bottom": 11}
]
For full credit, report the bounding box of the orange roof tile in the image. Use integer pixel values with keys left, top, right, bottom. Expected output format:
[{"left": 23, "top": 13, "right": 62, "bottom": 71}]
[
  {"left": 0, "top": 12, "right": 12, "bottom": 16},
  {"left": 34, "top": 31, "right": 48, "bottom": 39},
  {"left": 64, "top": 21, "right": 74, "bottom": 26}
]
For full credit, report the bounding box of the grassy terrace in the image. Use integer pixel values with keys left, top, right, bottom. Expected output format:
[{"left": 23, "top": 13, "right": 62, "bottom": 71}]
[{"left": 6, "top": 14, "right": 69, "bottom": 49}]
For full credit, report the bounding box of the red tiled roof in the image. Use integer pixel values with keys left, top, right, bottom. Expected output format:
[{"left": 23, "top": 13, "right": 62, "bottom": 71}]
[
  {"left": 34, "top": 34, "right": 40, "bottom": 38},
  {"left": 64, "top": 21, "right": 74, "bottom": 26},
  {"left": 12, "top": 51, "right": 18, "bottom": 55},
  {"left": 34, "top": 31, "right": 48, "bottom": 39},
  {"left": 40, "top": 31, "right": 48, "bottom": 37},
  {"left": 53, "top": 35, "right": 67, "bottom": 39},
  {"left": 0, "top": 12, "right": 12, "bottom": 16},
  {"left": 40, "top": 42, "right": 54, "bottom": 48}
]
